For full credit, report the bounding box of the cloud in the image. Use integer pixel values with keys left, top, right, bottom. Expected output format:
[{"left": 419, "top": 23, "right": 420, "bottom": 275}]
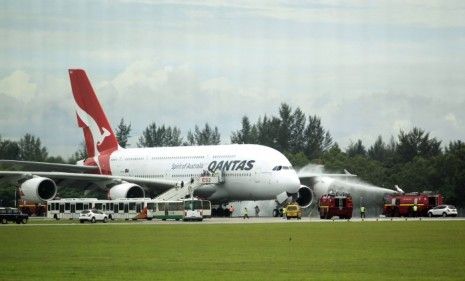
[{"left": 0, "top": 70, "right": 37, "bottom": 102}]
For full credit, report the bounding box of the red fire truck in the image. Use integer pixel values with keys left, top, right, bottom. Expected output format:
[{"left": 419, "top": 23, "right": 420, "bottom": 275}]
[
  {"left": 383, "top": 191, "right": 443, "bottom": 217},
  {"left": 319, "top": 192, "right": 353, "bottom": 219}
]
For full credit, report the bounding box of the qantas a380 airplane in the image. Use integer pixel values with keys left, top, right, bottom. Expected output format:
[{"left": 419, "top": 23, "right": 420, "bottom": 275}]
[
  {"left": 0, "top": 69, "right": 313, "bottom": 209},
  {"left": 0, "top": 69, "right": 395, "bottom": 213}
]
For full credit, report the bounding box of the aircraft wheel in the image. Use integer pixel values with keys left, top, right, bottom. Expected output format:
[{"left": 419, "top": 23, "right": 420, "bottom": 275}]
[{"left": 272, "top": 209, "right": 279, "bottom": 217}]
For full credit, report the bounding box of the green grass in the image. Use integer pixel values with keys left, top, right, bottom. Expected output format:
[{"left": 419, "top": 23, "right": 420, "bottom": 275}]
[{"left": 1, "top": 221, "right": 465, "bottom": 281}]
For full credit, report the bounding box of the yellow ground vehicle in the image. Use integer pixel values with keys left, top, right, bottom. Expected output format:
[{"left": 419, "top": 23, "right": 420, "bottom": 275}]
[{"left": 285, "top": 203, "right": 302, "bottom": 220}]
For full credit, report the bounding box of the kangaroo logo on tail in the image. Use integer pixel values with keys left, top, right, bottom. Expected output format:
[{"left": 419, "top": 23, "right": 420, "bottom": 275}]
[{"left": 69, "top": 69, "right": 120, "bottom": 174}]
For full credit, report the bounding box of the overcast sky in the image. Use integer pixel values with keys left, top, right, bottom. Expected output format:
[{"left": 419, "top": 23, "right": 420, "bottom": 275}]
[{"left": 1, "top": 0, "right": 464, "bottom": 158}]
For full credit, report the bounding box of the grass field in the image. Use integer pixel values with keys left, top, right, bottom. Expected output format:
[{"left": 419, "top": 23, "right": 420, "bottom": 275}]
[{"left": 1, "top": 220, "right": 465, "bottom": 281}]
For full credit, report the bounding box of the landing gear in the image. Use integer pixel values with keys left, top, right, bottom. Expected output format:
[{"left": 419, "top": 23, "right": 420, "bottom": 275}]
[{"left": 272, "top": 209, "right": 279, "bottom": 217}]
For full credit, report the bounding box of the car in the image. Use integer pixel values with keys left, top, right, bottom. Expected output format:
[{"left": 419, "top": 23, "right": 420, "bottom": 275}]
[
  {"left": 427, "top": 205, "right": 458, "bottom": 217},
  {"left": 285, "top": 203, "right": 302, "bottom": 220},
  {"left": 79, "top": 209, "right": 108, "bottom": 223},
  {"left": 0, "top": 207, "right": 29, "bottom": 224}
]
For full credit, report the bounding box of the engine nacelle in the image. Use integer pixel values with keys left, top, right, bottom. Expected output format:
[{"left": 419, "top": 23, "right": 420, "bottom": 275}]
[
  {"left": 108, "top": 182, "right": 145, "bottom": 200},
  {"left": 20, "top": 177, "right": 57, "bottom": 203},
  {"left": 296, "top": 184, "right": 314, "bottom": 208}
]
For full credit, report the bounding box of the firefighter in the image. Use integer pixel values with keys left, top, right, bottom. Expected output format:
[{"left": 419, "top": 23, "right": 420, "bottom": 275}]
[{"left": 360, "top": 206, "right": 366, "bottom": 219}]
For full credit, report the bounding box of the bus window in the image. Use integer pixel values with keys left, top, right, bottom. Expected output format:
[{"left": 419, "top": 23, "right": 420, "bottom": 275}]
[
  {"left": 119, "top": 203, "right": 124, "bottom": 212},
  {"left": 129, "top": 202, "right": 136, "bottom": 211},
  {"left": 124, "top": 203, "right": 129, "bottom": 213},
  {"left": 76, "top": 203, "right": 83, "bottom": 211},
  {"left": 147, "top": 203, "right": 155, "bottom": 211},
  {"left": 95, "top": 203, "right": 103, "bottom": 210}
]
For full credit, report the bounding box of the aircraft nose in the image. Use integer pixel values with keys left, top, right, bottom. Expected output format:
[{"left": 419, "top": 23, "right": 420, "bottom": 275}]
[{"left": 285, "top": 171, "right": 301, "bottom": 193}]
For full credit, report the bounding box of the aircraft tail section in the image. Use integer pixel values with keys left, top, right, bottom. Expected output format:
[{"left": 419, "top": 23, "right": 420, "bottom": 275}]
[{"left": 68, "top": 69, "right": 119, "bottom": 173}]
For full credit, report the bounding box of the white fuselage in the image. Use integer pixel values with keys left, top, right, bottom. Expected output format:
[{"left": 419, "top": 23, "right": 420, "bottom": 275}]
[{"left": 108, "top": 144, "right": 301, "bottom": 202}]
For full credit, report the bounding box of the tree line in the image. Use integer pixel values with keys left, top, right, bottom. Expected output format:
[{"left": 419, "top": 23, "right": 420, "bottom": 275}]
[{"left": 1, "top": 103, "right": 464, "bottom": 207}]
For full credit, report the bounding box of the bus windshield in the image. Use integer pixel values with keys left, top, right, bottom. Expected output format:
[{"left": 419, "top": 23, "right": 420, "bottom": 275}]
[{"left": 184, "top": 200, "right": 202, "bottom": 211}]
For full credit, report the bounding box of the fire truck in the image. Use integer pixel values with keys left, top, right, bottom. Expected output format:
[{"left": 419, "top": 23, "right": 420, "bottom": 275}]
[
  {"left": 383, "top": 191, "right": 443, "bottom": 217},
  {"left": 318, "top": 191, "right": 353, "bottom": 219}
]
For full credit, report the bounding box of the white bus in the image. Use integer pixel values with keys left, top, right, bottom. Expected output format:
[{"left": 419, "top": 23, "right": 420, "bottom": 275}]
[
  {"left": 47, "top": 197, "right": 210, "bottom": 221},
  {"left": 153, "top": 198, "right": 211, "bottom": 221},
  {"left": 47, "top": 198, "right": 103, "bottom": 220},
  {"left": 47, "top": 198, "right": 156, "bottom": 220},
  {"left": 110, "top": 198, "right": 156, "bottom": 220}
]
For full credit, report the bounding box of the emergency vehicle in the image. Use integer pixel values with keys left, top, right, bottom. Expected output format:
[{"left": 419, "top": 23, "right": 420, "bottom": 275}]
[
  {"left": 318, "top": 191, "right": 353, "bottom": 219},
  {"left": 383, "top": 191, "right": 443, "bottom": 217}
]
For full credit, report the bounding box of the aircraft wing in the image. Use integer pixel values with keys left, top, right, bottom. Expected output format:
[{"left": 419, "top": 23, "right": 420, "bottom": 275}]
[
  {"left": 0, "top": 170, "right": 178, "bottom": 194},
  {"left": 0, "top": 160, "right": 99, "bottom": 173}
]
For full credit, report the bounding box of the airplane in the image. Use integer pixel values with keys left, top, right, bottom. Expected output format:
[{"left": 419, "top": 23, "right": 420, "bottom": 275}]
[
  {"left": 0, "top": 69, "right": 310, "bottom": 209},
  {"left": 0, "top": 69, "right": 395, "bottom": 214}
]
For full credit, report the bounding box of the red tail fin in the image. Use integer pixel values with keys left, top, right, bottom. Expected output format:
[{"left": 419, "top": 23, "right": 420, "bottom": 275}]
[{"left": 68, "top": 69, "right": 119, "bottom": 159}]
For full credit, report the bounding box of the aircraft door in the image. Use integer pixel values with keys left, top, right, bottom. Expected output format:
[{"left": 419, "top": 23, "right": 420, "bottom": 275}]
[{"left": 254, "top": 168, "right": 261, "bottom": 183}]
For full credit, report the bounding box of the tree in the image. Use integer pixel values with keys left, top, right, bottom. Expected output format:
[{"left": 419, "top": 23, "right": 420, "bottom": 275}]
[
  {"left": 396, "top": 127, "right": 442, "bottom": 162},
  {"left": 67, "top": 142, "right": 87, "bottom": 164},
  {"left": 277, "top": 103, "right": 293, "bottom": 153},
  {"left": 256, "top": 116, "right": 281, "bottom": 149},
  {"left": 0, "top": 136, "right": 20, "bottom": 160},
  {"left": 303, "top": 115, "right": 333, "bottom": 160},
  {"left": 115, "top": 118, "right": 132, "bottom": 148},
  {"left": 18, "top": 134, "right": 48, "bottom": 161},
  {"left": 231, "top": 116, "right": 257, "bottom": 144},
  {"left": 368, "top": 136, "right": 387, "bottom": 162},
  {"left": 289, "top": 108, "right": 306, "bottom": 154},
  {"left": 138, "top": 123, "right": 183, "bottom": 147},
  {"left": 186, "top": 123, "right": 221, "bottom": 145},
  {"left": 285, "top": 152, "right": 310, "bottom": 168},
  {"left": 435, "top": 141, "right": 465, "bottom": 206},
  {"left": 347, "top": 139, "right": 366, "bottom": 157}
]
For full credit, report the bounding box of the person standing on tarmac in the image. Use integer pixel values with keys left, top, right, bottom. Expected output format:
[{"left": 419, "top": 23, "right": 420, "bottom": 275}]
[
  {"left": 360, "top": 206, "right": 366, "bottom": 219},
  {"left": 282, "top": 206, "right": 287, "bottom": 219},
  {"left": 254, "top": 205, "right": 260, "bottom": 217},
  {"left": 243, "top": 207, "right": 249, "bottom": 219},
  {"left": 229, "top": 205, "right": 234, "bottom": 218},
  {"left": 413, "top": 204, "right": 418, "bottom": 217}
]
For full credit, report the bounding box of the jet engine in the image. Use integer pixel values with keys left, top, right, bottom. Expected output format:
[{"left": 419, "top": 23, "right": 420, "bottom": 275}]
[
  {"left": 108, "top": 182, "right": 145, "bottom": 199},
  {"left": 20, "top": 177, "right": 57, "bottom": 203},
  {"left": 295, "top": 184, "right": 314, "bottom": 208}
]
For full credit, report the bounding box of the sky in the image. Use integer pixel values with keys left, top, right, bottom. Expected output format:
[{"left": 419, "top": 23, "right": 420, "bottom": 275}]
[{"left": 0, "top": 0, "right": 464, "bottom": 158}]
